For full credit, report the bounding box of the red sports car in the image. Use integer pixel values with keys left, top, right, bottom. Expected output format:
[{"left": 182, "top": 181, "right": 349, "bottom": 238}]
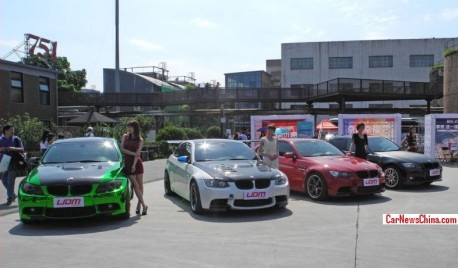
[{"left": 277, "top": 138, "right": 385, "bottom": 200}]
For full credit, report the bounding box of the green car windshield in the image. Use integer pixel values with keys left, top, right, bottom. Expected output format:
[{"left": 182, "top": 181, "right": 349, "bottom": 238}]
[{"left": 42, "top": 140, "right": 120, "bottom": 163}]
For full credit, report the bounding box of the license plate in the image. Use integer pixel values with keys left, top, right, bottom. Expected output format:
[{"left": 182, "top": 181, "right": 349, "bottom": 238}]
[
  {"left": 53, "top": 197, "right": 84, "bottom": 208},
  {"left": 429, "top": 169, "right": 441, "bottom": 176},
  {"left": 363, "top": 178, "right": 379, "bottom": 186},
  {"left": 244, "top": 191, "right": 268, "bottom": 200}
]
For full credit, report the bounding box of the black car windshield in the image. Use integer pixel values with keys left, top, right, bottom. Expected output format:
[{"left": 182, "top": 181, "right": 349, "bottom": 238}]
[
  {"left": 42, "top": 140, "right": 120, "bottom": 164},
  {"left": 368, "top": 137, "right": 401, "bottom": 152},
  {"left": 294, "top": 140, "right": 343, "bottom": 157},
  {"left": 194, "top": 141, "right": 258, "bottom": 161}
]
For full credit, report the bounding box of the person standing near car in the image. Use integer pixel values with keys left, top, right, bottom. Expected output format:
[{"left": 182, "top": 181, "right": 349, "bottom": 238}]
[
  {"left": 348, "top": 122, "right": 369, "bottom": 160},
  {"left": 401, "top": 126, "right": 418, "bottom": 152},
  {"left": 39, "top": 129, "right": 50, "bottom": 155},
  {"left": 84, "top": 127, "right": 95, "bottom": 137},
  {"left": 120, "top": 120, "right": 148, "bottom": 216},
  {"left": 0, "top": 124, "right": 24, "bottom": 205},
  {"left": 258, "top": 124, "right": 279, "bottom": 168}
]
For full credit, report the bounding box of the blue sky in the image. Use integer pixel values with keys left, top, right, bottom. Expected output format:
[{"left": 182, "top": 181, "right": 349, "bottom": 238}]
[{"left": 1, "top": 0, "right": 457, "bottom": 91}]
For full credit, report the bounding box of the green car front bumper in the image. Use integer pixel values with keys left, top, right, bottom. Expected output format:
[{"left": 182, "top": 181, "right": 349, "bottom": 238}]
[{"left": 18, "top": 179, "right": 131, "bottom": 222}]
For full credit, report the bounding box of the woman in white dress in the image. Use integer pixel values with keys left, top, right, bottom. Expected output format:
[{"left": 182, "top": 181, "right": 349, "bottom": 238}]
[
  {"left": 39, "top": 130, "right": 50, "bottom": 155},
  {"left": 258, "top": 124, "right": 279, "bottom": 168}
]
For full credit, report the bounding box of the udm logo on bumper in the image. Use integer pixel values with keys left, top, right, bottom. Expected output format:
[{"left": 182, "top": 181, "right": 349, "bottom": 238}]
[
  {"left": 244, "top": 191, "right": 268, "bottom": 200},
  {"left": 54, "top": 197, "right": 84, "bottom": 208}
]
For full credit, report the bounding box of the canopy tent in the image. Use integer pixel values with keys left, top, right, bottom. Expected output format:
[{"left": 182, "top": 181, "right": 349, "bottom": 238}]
[
  {"left": 316, "top": 119, "right": 338, "bottom": 130},
  {"left": 67, "top": 111, "right": 118, "bottom": 125}
]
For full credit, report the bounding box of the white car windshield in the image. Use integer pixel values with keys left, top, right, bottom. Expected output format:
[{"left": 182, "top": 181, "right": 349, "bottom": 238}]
[{"left": 194, "top": 141, "right": 258, "bottom": 161}]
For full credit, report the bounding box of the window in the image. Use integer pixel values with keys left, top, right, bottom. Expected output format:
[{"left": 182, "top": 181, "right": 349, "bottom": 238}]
[
  {"left": 10, "top": 72, "right": 24, "bottom": 103},
  {"left": 278, "top": 141, "right": 294, "bottom": 156},
  {"left": 410, "top": 55, "right": 434, "bottom": 67},
  {"left": 329, "top": 57, "right": 353, "bottom": 69},
  {"left": 226, "top": 72, "right": 262, "bottom": 88},
  {"left": 291, "top": 58, "right": 313, "bottom": 70},
  {"left": 369, "top": 56, "right": 393, "bottom": 68},
  {"left": 39, "top": 77, "right": 50, "bottom": 105},
  {"left": 291, "top": 84, "right": 313, "bottom": 89},
  {"left": 368, "top": 103, "right": 393, "bottom": 108}
]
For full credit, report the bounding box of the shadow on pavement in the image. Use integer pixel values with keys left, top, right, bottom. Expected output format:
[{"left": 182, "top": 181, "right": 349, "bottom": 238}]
[
  {"left": 8, "top": 214, "right": 142, "bottom": 237},
  {"left": 163, "top": 194, "right": 293, "bottom": 223}
]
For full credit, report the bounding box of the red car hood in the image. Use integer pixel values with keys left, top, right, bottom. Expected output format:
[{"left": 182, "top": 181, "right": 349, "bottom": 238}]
[{"left": 312, "top": 156, "right": 380, "bottom": 171}]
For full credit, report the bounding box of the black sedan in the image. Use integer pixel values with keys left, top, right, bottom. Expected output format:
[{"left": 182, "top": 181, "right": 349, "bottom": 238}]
[{"left": 327, "top": 136, "right": 442, "bottom": 189}]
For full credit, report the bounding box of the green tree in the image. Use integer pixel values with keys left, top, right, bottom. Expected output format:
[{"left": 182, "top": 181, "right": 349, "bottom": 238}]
[
  {"left": 156, "top": 125, "right": 186, "bottom": 141},
  {"left": 23, "top": 55, "right": 87, "bottom": 92},
  {"left": 206, "top": 126, "right": 221, "bottom": 138},
  {"left": 183, "top": 128, "right": 204, "bottom": 139},
  {"left": 0, "top": 113, "right": 46, "bottom": 152}
]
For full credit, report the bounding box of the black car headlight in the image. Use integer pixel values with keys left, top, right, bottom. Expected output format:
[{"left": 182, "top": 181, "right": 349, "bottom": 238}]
[
  {"left": 401, "top": 163, "right": 421, "bottom": 169},
  {"left": 203, "top": 179, "right": 229, "bottom": 188},
  {"left": 329, "top": 171, "right": 351, "bottom": 178},
  {"left": 22, "top": 183, "right": 44, "bottom": 195},
  {"left": 96, "top": 180, "right": 123, "bottom": 193}
]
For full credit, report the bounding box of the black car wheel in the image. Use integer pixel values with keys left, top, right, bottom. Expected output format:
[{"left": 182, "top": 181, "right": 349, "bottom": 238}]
[
  {"left": 190, "top": 181, "right": 204, "bottom": 214},
  {"left": 306, "top": 173, "right": 328, "bottom": 201},
  {"left": 117, "top": 190, "right": 131, "bottom": 220},
  {"left": 20, "top": 218, "right": 35, "bottom": 225},
  {"left": 164, "top": 172, "right": 174, "bottom": 196},
  {"left": 384, "top": 166, "right": 402, "bottom": 189}
]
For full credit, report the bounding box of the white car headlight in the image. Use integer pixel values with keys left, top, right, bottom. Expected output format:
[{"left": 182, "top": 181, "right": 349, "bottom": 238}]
[
  {"left": 275, "top": 174, "right": 288, "bottom": 185},
  {"left": 204, "top": 179, "right": 229, "bottom": 188},
  {"left": 329, "top": 171, "right": 351, "bottom": 178}
]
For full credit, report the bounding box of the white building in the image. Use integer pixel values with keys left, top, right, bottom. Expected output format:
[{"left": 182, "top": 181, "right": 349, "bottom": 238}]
[{"left": 280, "top": 38, "right": 458, "bottom": 110}]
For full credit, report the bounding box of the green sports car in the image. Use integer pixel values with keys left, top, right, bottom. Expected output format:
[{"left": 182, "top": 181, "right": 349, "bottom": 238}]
[{"left": 18, "top": 137, "right": 132, "bottom": 224}]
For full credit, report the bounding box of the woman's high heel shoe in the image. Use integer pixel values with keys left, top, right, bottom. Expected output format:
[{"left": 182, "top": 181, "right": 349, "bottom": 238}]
[
  {"left": 142, "top": 206, "right": 148, "bottom": 216},
  {"left": 135, "top": 204, "right": 141, "bottom": 215}
]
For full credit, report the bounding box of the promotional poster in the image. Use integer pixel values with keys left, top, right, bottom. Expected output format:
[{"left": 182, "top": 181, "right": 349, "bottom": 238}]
[
  {"left": 338, "top": 114, "right": 402, "bottom": 143},
  {"left": 250, "top": 114, "right": 314, "bottom": 142},
  {"left": 424, "top": 114, "right": 458, "bottom": 159}
]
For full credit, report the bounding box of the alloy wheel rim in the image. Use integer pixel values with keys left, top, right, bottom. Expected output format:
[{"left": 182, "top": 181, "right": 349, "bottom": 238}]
[
  {"left": 385, "top": 168, "right": 399, "bottom": 187},
  {"left": 308, "top": 176, "right": 322, "bottom": 198}
]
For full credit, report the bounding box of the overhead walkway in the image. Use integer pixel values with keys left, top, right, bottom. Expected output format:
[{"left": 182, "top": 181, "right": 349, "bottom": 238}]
[{"left": 58, "top": 78, "right": 442, "bottom": 114}]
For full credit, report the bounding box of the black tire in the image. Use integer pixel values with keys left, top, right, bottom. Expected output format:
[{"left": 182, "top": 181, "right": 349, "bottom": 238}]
[
  {"left": 384, "top": 166, "right": 403, "bottom": 189},
  {"left": 117, "top": 188, "right": 131, "bottom": 220},
  {"left": 305, "top": 173, "right": 328, "bottom": 201},
  {"left": 20, "top": 218, "right": 35, "bottom": 225},
  {"left": 164, "top": 172, "right": 174, "bottom": 196},
  {"left": 190, "top": 181, "right": 204, "bottom": 214}
]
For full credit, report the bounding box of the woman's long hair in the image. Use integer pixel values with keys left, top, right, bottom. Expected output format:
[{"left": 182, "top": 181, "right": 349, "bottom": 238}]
[
  {"left": 127, "top": 120, "right": 142, "bottom": 141},
  {"left": 41, "top": 129, "right": 50, "bottom": 143}
]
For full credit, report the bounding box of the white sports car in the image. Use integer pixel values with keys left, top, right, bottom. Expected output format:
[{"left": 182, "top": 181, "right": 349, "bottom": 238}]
[{"left": 164, "top": 139, "right": 289, "bottom": 214}]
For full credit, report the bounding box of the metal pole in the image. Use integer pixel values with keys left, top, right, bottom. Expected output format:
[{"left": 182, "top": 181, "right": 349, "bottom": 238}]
[{"left": 114, "top": 0, "right": 120, "bottom": 93}]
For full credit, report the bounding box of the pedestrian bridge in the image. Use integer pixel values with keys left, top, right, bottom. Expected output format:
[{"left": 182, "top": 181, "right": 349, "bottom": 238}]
[{"left": 58, "top": 78, "right": 442, "bottom": 113}]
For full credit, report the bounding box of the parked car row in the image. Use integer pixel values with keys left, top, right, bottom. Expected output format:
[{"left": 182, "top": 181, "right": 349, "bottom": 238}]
[{"left": 17, "top": 136, "right": 442, "bottom": 223}]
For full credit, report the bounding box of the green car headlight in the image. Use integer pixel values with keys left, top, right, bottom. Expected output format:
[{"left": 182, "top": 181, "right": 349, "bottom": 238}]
[
  {"left": 96, "top": 180, "right": 123, "bottom": 193},
  {"left": 22, "top": 183, "right": 44, "bottom": 195}
]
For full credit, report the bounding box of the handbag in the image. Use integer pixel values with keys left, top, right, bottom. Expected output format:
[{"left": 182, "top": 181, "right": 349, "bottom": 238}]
[
  {"left": 0, "top": 154, "right": 11, "bottom": 173},
  {"left": 12, "top": 137, "right": 29, "bottom": 176}
]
